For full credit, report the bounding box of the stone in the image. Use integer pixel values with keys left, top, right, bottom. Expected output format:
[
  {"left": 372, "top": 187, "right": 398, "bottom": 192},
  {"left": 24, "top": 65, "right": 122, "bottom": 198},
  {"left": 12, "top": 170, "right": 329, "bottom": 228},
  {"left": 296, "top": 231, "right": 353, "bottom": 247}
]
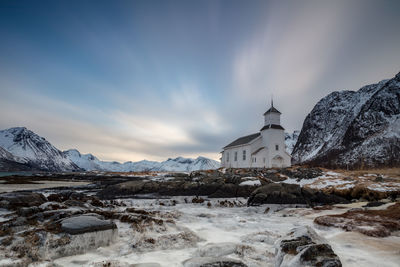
[
  {"left": 247, "top": 183, "right": 348, "bottom": 206},
  {"left": 275, "top": 226, "right": 341, "bottom": 267},
  {"left": 0, "top": 192, "right": 47, "bottom": 209},
  {"left": 60, "top": 215, "right": 117, "bottom": 235}
]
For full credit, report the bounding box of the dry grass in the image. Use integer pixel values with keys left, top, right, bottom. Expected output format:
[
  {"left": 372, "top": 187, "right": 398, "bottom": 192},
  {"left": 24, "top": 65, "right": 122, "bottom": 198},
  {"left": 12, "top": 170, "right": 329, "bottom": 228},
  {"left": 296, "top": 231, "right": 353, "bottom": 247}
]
[
  {"left": 314, "top": 202, "right": 400, "bottom": 237},
  {"left": 325, "top": 168, "right": 400, "bottom": 179}
]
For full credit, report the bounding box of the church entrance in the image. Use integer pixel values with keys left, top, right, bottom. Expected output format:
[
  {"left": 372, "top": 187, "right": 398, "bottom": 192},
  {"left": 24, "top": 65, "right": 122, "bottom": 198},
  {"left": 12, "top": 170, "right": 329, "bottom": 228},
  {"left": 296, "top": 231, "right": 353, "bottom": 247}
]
[{"left": 271, "top": 155, "right": 284, "bottom": 168}]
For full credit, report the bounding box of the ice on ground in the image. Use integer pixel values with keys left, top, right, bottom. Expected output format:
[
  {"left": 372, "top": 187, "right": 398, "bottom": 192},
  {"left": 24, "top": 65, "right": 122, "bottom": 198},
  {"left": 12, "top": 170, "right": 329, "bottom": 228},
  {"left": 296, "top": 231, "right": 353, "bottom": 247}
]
[
  {"left": 281, "top": 177, "right": 319, "bottom": 187},
  {"left": 308, "top": 179, "right": 355, "bottom": 189},
  {"left": 48, "top": 198, "right": 400, "bottom": 267},
  {"left": 239, "top": 180, "right": 261, "bottom": 186},
  {"left": 367, "top": 183, "right": 400, "bottom": 192}
]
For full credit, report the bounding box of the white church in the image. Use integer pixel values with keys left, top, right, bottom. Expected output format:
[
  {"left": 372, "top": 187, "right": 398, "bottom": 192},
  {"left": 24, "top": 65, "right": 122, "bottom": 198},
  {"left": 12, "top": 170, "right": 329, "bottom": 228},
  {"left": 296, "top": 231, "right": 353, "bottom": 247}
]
[{"left": 221, "top": 102, "right": 291, "bottom": 168}]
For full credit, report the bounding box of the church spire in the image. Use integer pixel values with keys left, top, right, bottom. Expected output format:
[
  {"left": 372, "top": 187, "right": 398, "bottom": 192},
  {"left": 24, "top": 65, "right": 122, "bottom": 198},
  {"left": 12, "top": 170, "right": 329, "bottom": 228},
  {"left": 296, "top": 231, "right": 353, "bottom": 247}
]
[{"left": 271, "top": 95, "right": 273, "bottom": 108}]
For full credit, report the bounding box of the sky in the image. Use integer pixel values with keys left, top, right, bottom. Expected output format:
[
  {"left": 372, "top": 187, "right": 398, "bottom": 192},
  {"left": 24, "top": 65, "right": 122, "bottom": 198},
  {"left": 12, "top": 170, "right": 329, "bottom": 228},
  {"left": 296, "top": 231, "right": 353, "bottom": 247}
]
[{"left": 1, "top": 0, "right": 400, "bottom": 162}]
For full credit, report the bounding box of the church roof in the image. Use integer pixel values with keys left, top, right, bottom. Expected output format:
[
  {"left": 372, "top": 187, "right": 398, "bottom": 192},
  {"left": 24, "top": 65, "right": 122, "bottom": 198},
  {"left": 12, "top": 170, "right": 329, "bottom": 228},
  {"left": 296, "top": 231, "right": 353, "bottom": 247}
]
[
  {"left": 260, "top": 124, "right": 285, "bottom": 131},
  {"left": 223, "top": 133, "right": 260, "bottom": 149},
  {"left": 251, "top": 146, "right": 265, "bottom": 155},
  {"left": 263, "top": 106, "right": 281, "bottom": 115}
]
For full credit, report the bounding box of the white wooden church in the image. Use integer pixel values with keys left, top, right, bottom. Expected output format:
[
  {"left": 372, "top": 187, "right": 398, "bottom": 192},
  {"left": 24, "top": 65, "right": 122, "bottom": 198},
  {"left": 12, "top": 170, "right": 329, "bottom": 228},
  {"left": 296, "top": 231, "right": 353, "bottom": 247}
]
[{"left": 221, "top": 102, "right": 291, "bottom": 168}]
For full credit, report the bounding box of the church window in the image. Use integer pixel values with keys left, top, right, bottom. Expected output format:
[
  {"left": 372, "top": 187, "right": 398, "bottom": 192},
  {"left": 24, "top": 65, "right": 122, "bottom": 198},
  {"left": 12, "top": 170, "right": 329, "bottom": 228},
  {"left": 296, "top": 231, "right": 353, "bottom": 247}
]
[
  {"left": 234, "top": 151, "right": 237, "bottom": 161},
  {"left": 243, "top": 150, "right": 246, "bottom": 160},
  {"left": 226, "top": 152, "right": 229, "bottom": 162},
  {"left": 275, "top": 144, "right": 279, "bottom": 151}
]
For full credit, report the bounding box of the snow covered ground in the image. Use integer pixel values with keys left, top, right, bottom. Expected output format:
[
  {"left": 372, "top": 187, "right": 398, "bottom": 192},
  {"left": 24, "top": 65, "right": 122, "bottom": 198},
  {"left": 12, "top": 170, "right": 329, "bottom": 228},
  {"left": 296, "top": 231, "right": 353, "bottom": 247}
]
[{"left": 42, "top": 198, "right": 400, "bottom": 267}]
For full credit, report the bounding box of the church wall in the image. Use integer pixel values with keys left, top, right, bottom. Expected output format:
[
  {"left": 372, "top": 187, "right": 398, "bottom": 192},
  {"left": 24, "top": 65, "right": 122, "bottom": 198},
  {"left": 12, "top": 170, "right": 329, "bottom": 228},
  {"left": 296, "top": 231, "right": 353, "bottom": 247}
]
[
  {"left": 221, "top": 145, "right": 252, "bottom": 168},
  {"left": 261, "top": 128, "right": 290, "bottom": 168},
  {"left": 250, "top": 148, "right": 268, "bottom": 168}
]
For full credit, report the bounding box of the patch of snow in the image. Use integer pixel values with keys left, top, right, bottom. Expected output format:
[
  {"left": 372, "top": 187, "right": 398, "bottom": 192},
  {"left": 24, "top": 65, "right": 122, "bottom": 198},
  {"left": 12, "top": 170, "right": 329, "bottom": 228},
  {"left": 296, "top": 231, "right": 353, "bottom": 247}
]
[{"left": 239, "top": 180, "right": 261, "bottom": 186}]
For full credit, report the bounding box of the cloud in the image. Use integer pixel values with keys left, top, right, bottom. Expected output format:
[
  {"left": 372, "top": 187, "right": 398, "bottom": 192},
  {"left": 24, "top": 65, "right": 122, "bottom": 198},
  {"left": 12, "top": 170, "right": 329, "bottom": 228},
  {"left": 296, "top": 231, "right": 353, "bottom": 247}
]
[
  {"left": 231, "top": 1, "right": 363, "bottom": 132},
  {"left": 0, "top": 79, "right": 226, "bottom": 161}
]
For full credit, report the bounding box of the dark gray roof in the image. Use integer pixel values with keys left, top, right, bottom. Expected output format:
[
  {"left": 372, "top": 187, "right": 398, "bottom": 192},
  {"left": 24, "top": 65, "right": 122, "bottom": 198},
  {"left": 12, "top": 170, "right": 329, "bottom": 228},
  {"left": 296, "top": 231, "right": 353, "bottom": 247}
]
[
  {"left": 224, "top": 133, "right": 260, "bottom": 149},
  {"left": 251, "top": 146, "right": 265, "bottom": 155},
  {"left": 260, "top": 124, "right": 285, "bottom": 131},
  {"left": 263, "top": 106, "right": 281, "bottom": 115}
]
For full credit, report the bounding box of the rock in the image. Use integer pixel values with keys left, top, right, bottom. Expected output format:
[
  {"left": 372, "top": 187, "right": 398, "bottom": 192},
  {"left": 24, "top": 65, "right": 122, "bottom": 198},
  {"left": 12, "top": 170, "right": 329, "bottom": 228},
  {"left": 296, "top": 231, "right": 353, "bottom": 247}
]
[
  {"left": 363, "top": 201, "right": 385, "bottom": 207},
  {"left": 63, "top": 199, "right": 87, "bottom": 207},
  {"left": 275, "top": 226, "right": 341, "bottom": 267},
  {"left": 0, "top": 192, "right": 47, "bottom": 209},
  {"left": 247, "top": 183, "right": 348, "bottom": 206},
  {"left": 196, "top": 242, "right": 237, "bottom": 258},
  {"left": 280, "top": 167, "right": 323, "bottom": 180},
  {"left": 17, "top": 206, "right": 42, "bottom": 217},
  {"left": 60, "top": 215, "right": 117, "bottom": 235},
  {"left": 98, "top": 176, "right": 256, "bottom": 199},
  {"left": 183, "top": 257, "right": 247, "bottom": 267}
]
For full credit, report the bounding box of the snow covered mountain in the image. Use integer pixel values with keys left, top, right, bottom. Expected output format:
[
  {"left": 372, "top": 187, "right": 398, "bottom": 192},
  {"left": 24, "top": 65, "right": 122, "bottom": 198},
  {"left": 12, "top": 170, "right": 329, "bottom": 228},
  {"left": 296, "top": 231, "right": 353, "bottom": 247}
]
[
  {"left": 292, "top": 71, "right": 400, "bottom": 168},
  {"left": 285, "top": 131, "right": 300, "bottom": 154},
  {"left": 0, "top": 127, "right": 80, "bottom": 172},
  {"left": 63, "top": 149, "right": 220, "bottom": 172},
  {"left": 0, "top": 127, "right": 220, "bottom": 172}
]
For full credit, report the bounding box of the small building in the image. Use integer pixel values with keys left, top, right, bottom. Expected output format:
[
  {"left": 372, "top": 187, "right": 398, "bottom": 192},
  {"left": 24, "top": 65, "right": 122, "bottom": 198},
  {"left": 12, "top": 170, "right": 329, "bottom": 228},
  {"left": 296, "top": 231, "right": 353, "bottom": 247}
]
[{"left": 221, "top": 102, "right": 291, "bottom": 168}]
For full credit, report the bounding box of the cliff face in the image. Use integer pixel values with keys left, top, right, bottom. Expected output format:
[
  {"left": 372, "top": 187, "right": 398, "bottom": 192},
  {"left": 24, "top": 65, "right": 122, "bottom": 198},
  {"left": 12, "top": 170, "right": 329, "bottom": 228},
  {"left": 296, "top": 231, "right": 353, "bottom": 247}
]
[{"left": 292, "top": 72, "right": 400, "bottom": 169}]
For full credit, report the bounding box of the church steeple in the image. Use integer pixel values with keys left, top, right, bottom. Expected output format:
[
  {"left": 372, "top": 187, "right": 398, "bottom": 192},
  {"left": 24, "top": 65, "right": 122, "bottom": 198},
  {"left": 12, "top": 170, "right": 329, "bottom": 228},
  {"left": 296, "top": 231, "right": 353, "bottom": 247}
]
[
  {"left": 264, "top": 98, "right": 281, "bottom": 115},
  {"left": 261, "top": 99, "right": 284, "bottom": 131}
]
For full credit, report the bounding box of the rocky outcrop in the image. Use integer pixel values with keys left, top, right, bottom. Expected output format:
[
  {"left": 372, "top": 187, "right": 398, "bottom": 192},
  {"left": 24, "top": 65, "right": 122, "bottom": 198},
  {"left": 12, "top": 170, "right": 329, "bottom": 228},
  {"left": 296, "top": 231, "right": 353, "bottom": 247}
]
[
  {"left": 97, "top": 170, "right": 261, "bottom": 199},
  {"left": 292, "top": 71, "right": 400, "bottom": 169},
  {"left": 247, "top": 183, "right": 349, "bottom": 206},
  {"left": 275, "top": 226, "right": 341, "bottom": 267},
  {"left": 0, "top": 192, "right": 47, "bottom": 209}
]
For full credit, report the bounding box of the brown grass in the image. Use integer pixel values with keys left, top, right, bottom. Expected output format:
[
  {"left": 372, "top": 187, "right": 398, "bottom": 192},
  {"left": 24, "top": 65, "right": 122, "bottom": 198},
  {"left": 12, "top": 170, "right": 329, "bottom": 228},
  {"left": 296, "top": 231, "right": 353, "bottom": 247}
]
[{"left": 314, "top": 202, "right": 400, "bottom": 237}]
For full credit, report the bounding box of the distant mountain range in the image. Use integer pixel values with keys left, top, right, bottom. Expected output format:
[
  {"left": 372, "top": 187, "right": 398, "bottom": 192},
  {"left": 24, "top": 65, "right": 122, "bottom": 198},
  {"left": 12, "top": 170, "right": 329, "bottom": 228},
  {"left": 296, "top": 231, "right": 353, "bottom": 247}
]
[
  {"left": 63, "top": 149, "right": 219, "bottom": 172},
  {"left": 293, "top": 71, "right": 400, "bottom": 168},
  {"left": 0, "top": 127, "right": 220, "bottom": 172}
]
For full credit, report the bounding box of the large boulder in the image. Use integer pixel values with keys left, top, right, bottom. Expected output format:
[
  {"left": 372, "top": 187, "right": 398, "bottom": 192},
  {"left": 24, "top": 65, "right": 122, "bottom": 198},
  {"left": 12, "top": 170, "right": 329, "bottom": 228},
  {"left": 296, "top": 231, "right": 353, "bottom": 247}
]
[
  {"left": 275, "top": 226, "right": 341, "bottom": 267},
  {"left": 247, "top": 183, "right": 348, "bottom": 206},
  {"left": 60, "top": 215, "right": 117, "bottom": 235},
  {"left": 0, "top": 192, "right": 47, "bottom": 209}
]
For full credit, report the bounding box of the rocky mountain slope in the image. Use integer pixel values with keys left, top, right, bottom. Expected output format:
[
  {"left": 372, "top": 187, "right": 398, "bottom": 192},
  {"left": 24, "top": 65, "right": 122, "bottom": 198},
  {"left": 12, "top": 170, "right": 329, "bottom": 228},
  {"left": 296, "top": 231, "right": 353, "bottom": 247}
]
[
  {"left": 64, "top": 149, "right": 220, "bottom": 172},
  {"left": 285, "top": 131, "right": 300, "bottom": 154},
  {"left": 0, "top": 127, "right": 80, "bottom": 172},
  {"left": 292, "top": 71, "right": 400, "bottom": 168}
]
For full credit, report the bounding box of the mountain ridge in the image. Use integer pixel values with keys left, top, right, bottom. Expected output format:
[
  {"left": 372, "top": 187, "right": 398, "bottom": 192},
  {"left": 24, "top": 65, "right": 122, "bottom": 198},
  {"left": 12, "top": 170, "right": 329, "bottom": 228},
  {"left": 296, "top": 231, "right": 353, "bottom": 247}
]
[
  {"left": 292, "top": 71, "right": 400, "bottom": 168},
  {"left": 0, "top": 127, "right": 220, "bottom": 172}
]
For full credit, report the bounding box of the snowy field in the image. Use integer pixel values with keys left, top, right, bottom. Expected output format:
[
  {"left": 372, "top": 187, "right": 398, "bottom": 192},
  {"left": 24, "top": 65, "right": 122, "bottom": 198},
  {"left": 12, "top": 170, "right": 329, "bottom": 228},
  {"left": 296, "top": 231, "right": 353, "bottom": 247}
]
[{"left": 36, "top": 198, "right": 400, "bottom": 267}]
